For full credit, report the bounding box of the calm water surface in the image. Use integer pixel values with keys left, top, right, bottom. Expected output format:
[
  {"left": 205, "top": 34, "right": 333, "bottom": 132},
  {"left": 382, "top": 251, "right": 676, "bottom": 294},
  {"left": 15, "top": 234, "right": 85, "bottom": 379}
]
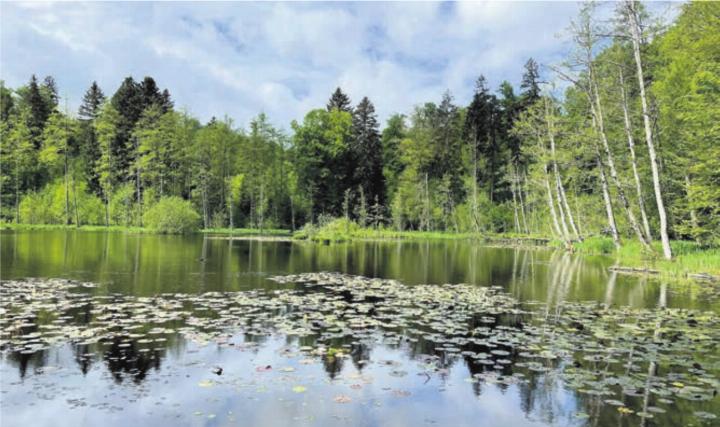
[{"left": 1, "top": 230, "right": 718, "bottom": 427}]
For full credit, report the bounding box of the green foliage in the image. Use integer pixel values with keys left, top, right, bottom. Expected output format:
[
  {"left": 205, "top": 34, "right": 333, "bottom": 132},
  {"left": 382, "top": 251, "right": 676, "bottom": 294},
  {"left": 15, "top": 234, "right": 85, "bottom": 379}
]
[
  {"left": 143, "top": 196, "right": 200, "bottom": 234},
  {"left": 109, "top": 183, "right": 136, "bottom": 226},
  {"left": 653, "top": 2, "right": 720, "bottom": 244},
  {"left": 1, "top": 2, "right": 718, "bottom": 249},
  {"left": 18, "top": 179, "right": 104, "bottom": 225},
  {"left": 293, "top": 217, "right": 360, "bottom": 243}
]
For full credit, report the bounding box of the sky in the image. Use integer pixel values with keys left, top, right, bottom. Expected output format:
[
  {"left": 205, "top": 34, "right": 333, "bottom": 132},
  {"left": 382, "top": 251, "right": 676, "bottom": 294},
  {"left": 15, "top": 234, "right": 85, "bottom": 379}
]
[{"left": 0, "top": 1, "right": 680, "bottom": 130}]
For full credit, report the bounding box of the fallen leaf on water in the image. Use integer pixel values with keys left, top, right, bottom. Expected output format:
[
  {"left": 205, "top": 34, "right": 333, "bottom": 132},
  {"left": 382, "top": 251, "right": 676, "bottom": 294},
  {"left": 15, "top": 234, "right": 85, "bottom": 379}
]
[
  {"left": 334, "top": 395, "right": 352, "bottom": 403},
  {"left": 292, "top": 385, "right": 307, "bottom": 393}
]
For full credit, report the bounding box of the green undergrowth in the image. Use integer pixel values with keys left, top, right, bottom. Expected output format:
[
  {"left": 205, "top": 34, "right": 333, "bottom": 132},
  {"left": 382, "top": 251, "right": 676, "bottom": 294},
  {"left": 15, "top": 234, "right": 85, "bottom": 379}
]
[
  {"left": 0, "top": 223, "right": 149, "bottom": 233},
  {"left": 292, "top": 218, "right": 550, "bottom": 245},
  {"left": 1, "top": 222, "right": 290, "bottom": 237},
  {"left": 565, "top": 236, "right": 720, "bottom": 278},
  {"left": 201, "top": 227, "right": 291, "bottom": 237}
]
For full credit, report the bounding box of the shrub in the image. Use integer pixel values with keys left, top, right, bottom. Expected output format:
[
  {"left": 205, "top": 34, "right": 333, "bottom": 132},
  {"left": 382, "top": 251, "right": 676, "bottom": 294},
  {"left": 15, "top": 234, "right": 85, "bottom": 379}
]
[
  {"left": 109, "top": 183, "right": 137, "bottom": 226},
  {"left": 19, "top": 179, "right": 105, "bottom": 225},
  {"left": 292, "top": 217, "right": 360, "bottom": 242},
  {"left": 577, "top": 236, "right": 616, "bottom": 255},
  {"left": 19, "top": 191, "right": 56, "bottom": 224},
  {"left": 143, "top": 196, "right": 200, "bottom": 234}
]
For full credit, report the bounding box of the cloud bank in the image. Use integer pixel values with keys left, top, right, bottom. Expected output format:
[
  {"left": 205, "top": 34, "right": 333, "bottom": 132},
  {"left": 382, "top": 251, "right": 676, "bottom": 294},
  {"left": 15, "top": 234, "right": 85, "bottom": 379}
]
[{"left": 0, "top": 1, "right": 679, "bottom": 130}]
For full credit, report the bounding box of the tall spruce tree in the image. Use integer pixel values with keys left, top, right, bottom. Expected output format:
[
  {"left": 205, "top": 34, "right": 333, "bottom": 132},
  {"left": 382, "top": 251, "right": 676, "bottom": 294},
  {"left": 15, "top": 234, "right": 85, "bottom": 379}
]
[
  {"left": 520, "top": 58, "right": 541, "bottom": 108},
  {"left": 140, "top": 77, "right": 165, "bottom": 110},
  {"left": 78, "top": 82, "right": 106, "bottom": 194},
  {"left": 41, "top": 76, "right": 59, "bottom": 111},
  {"left": 111, "top": 77, "right": 144, "bottom": 176},
  {"left": 352, "top": 97, "right": 385, "bottom": 206},
  {"left": 0, "top": 81, "right": 13, "bottom": 122},
  {"left": 464, "top": 77, "right": 505, "bottom": 201},
  {"left": 160, "top": 89, "right": 173, "bottom": 113},
  {"left": 24, "top": 75, "right": 51, "bottom": 147},
  {"left": 430, "top": 91, "right": 464, "bottom": 203},
  {"left": 79, "top": 82, "right": 105, "bottom": 120},
  {"left": 327, "top": 87, "right": 352, "bottom": 112}
]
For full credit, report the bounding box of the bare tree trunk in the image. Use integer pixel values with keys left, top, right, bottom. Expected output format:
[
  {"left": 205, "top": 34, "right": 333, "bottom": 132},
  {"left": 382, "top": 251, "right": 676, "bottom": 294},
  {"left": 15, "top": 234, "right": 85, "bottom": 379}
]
[
  {"left": 201, "top": 178, "right": 209, "bottom": 229},
  {"left": 104, "top": 197, "right": 109, "bottom": 227},
  {"left": 258, "top": 184, "right": 265, "bottom": 232},
  {"left": 545, "top": 99, "right": 580, "bottom": 240},
  {"left": 588, "top": 71, "right": 650, "bottom": 249},
  {"left": 619, "top": 67, "right": 652, "bottom": 242},
  {"left": 64, "top": 142, "right": 70, "bottom": 225},
  {"left": 72, "top": 172, "right": 79, "bottom": 227},
  {"left": 554, "top": 179, "right": 571, "bottom": 240},
  {"left": 625, "top": 0, "right": 672, "bottom": 259},
  {"left": 543, "top": 164, "right": 564, "bottom": 240},
  {"left": 423, "top": 173, "right": 431, "bottom": 232},
  {"left": 290, "top": 196, "right": 296, "bottom": 231},
  {"left": 517, "top": 170, "right": 530, "bottom": 234},
  {"left": 685, "top": 174, "right": 700, "bottom": 242},
  {"left": 472, "top": 140, "right": 481, "bottom": 233},
  {"left": 557, "top": 176, "right": 580, "bottom": 240},
  {"left": 136, "top": 166, "right": 143, "bottom": 227},
  {"left": 228, "top": 194, "right": 234, "bottom": 230},
  {"left": 511, "top": 178, "right": 520, "bottom": 234},
  {"left": 594, "top": 142, "right": 621, "bottom": 249},
  {"left": 14, "top": 163, "right": 20, "bottom": 223}
]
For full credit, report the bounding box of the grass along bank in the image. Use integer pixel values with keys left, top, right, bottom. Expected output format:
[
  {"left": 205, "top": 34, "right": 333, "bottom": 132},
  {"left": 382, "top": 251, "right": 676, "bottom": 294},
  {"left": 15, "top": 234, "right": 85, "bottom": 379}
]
[
  {"left": 295, "top": 219, "right": 720, "bottom": 280},
  {"left": 0, "top": 222, "right": 290, "bottom": 237},
  {"left": 292, "top": 218, "right": 550, "bottom": 246},
  {"left": 4, "top": 221, "right": 717, "bottom": 280},
  {"left": 564, "top": 236, "right": 720, "bottom": 279}
]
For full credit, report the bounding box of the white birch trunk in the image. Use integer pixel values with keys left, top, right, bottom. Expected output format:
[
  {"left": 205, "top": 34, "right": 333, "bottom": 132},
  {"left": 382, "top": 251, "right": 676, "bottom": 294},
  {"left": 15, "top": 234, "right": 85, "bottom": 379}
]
[{"left": 625, "top": 0, "right": 672, "bottom": 259}]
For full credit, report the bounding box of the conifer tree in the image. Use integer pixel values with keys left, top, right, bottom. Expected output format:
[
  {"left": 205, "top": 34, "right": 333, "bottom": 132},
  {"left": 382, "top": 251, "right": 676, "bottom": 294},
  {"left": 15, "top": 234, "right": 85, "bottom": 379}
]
[
  {"left": 327, "top": 87, "right": 352, "bottom": 112},
  {"left": 79, "top": 82, "right": 105, "bottom": 120},
  {"left": 352, "top": 96, "right": 385, "bottom": 206}
]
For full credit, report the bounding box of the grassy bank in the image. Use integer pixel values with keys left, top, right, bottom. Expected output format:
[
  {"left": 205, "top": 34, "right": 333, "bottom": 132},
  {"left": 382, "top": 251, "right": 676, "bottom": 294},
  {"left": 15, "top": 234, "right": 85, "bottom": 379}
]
[
  {"left": 0, "top": 222, "right": 290, "bottom": 237},
  {"left": 0, "top": 223, "right": 149, "bottom": 233},
  {"left": 292, "top": 218, "right": 550, "bottom": 246},
  {"left": 4, "top": 221, "right": 717, "bottom": 280},
  {"left": 565, "top": 236, "right": 720, "bottom": 279},
  {"left": 294, "top": 219, "right": 719, "bottom": 280},
  {"left": 201, "top": 227, "right": 291, "bottom": 237}
]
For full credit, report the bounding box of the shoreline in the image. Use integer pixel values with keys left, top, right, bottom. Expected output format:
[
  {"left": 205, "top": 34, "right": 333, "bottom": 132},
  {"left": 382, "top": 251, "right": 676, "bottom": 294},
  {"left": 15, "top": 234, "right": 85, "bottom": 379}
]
[{"left": 3, "top": 222, "right": 718, "bottom": 281}]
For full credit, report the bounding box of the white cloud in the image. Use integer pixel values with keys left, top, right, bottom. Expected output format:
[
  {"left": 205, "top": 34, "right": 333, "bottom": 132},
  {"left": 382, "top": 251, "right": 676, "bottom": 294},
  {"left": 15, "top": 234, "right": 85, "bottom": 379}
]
[{"left": 0, "top": 1, "right": 680, "bottom": 130}]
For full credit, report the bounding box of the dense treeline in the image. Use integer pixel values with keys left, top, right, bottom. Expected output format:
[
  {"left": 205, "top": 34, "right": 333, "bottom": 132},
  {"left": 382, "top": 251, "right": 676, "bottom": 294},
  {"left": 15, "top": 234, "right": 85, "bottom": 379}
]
[{"left": 1, "top": 1, "right": 718, "bottom": 254}]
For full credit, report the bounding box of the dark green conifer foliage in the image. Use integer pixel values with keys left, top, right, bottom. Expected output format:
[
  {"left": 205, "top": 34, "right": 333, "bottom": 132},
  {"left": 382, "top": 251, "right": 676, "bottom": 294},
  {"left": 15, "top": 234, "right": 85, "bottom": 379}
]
[
  {"left": 78, "top": 82, "right": 106, "bottom": 194},
  {"left": 41, "top": 76, "right": 59, "bottom": 111},
  {"left": 24, "top": 75, "right": 51, "bottom": 147},
  {"left": 352, "top": 97, "right": 385, "bottom": 206},
  {"left": 520, "top": 58, "right": 541, "bottom": 107},
  {"left": 0, "top": 81, "right": 14, "bottom": 122},
  {"left": 111, "top": 77, "right": 144, "bottom": 174},
  {"left": 79, "top": 82, "right": 105, "bottom": 120},
  {"left": 327, "top": 87, "right": 352, "bottom": 113}
]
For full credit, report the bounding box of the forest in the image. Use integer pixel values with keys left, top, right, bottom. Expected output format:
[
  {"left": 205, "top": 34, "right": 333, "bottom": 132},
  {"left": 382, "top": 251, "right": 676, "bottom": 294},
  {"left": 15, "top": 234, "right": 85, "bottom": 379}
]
[{"left": 1, "top": 1, "right": 718, "bottom": 260}]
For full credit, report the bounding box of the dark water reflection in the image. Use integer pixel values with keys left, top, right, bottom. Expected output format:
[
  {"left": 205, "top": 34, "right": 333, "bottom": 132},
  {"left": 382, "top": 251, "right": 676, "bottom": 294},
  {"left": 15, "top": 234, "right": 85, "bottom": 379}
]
[{"left": 1, "top": 230, "right": 718, "bottom": 427}]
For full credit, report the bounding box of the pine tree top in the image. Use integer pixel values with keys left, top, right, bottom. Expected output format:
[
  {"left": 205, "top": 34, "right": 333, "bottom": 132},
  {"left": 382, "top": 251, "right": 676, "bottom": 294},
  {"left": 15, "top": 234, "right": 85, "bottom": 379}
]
[{"left": 327, "top": 87, "right": 352, "bottom": 113}]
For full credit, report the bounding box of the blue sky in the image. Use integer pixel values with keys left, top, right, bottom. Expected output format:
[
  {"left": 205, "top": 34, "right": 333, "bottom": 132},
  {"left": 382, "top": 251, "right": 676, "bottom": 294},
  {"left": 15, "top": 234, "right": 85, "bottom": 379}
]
[{"left": 0, "top": 1, "right": 679, "bottom": 130}]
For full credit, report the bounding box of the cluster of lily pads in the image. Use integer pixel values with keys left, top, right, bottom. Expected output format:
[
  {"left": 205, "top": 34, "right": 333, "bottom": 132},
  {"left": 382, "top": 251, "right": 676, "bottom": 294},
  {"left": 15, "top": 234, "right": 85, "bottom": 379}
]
[{"left": 1, "top": 273, "right": 718, "bottom": 421}]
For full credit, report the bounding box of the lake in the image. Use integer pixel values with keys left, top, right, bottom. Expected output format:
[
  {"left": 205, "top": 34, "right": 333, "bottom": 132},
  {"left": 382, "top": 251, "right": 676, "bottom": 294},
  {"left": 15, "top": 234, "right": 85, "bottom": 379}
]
[{"left": 1, "top": 229, "right": 718, "bottom": 427}]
